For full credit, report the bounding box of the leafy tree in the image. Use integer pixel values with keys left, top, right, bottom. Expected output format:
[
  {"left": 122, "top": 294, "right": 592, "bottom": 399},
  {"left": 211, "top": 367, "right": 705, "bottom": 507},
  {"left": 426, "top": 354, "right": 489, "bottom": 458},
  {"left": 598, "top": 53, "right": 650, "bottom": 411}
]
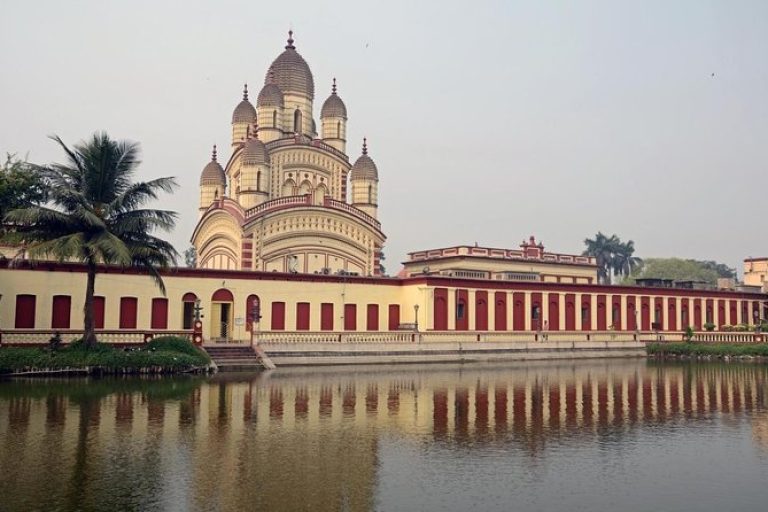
[
  {"left": 184, "top": 246, "right": 197, "bottom": 268},
  {"left": 0, "top": 154, "right": 46, "bottom": 236},
  {"left": 3, "top": 133, "right": 178, "bottom": 347},
  {"left": 583, "top": 232, "right": 642, "bottom": 284},
  {"left": 621, "top": 258, "right": 735, "bottom": 286}
]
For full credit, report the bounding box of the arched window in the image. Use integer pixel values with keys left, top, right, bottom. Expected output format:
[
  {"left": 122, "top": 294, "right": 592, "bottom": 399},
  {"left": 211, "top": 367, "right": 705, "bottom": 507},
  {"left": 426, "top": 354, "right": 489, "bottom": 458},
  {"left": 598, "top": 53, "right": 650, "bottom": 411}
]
[
  {"left": 336, "top": 121, "right": 341, "bottom": 138},
  {"left": 293, "top": 108, "right": 302, "bottom": 133},
  {"left": 272, "top": 110, "right": 277, "bottom": 127},
  {"left": 257, "top": 170, "right": 262, "bottom": 191},
  {"left": 282, "top": 179, "right": 296, "bottom": 197},
  {"left": 298, "top": 180, "right": 312, "bottom": 195},
  {"left": 368, "top": 185, "right": 372, "bottom": 204}
]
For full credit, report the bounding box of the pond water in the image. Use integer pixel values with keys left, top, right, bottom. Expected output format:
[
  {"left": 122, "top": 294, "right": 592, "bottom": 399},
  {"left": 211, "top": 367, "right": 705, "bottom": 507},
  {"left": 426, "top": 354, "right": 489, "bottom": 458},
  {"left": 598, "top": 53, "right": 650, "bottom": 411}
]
[{"left": 2, "top": 359, "right": 768, "bottom": 511}]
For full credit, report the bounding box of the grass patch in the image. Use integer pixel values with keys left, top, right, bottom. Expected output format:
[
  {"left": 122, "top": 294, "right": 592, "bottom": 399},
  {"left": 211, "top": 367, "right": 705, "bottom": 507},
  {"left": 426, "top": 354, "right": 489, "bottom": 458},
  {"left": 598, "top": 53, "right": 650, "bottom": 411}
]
[
  {"left": 647, "top": 342, "right": 768, "bottom": 358},
  {"left": 0, "top": 336, "right": 210, "bottom": 375}
]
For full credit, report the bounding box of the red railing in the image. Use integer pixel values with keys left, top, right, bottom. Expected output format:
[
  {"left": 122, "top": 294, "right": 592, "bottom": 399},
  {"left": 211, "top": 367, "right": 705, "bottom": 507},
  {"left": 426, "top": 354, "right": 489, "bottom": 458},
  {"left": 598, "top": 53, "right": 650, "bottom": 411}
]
[
  {"left": 244, "top": 194, "right": 312, "bottom": 219},
  {"left": 0, "top": 329, "right": 193, "bottom": 346},
  {"left": 323, "top": 197, "right": 381, "bottom": 230}
]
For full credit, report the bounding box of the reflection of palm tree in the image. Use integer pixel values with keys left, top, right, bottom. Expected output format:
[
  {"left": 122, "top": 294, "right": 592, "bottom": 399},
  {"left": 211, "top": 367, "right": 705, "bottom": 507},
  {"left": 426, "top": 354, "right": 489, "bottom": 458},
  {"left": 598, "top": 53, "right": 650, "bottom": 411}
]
[{"left": 5, "top": 133, "right": 178, "bottom": 347}]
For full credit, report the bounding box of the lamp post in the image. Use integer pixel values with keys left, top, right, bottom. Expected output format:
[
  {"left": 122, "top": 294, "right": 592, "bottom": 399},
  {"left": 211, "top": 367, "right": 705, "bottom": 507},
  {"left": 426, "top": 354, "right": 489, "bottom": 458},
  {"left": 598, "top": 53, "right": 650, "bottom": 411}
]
[
  {"left": 250, "top": 296, "right": 261, "bottom": 346},
  {"left": 414, "top": 304, "right": 419, "bottom": 332}
]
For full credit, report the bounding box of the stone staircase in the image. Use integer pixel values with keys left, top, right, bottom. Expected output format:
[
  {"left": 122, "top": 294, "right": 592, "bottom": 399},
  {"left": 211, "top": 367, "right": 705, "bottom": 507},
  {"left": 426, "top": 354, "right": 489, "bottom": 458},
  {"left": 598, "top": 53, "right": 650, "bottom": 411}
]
[{"left": 204, "top": 345, "right": 274, "bottom": 371}]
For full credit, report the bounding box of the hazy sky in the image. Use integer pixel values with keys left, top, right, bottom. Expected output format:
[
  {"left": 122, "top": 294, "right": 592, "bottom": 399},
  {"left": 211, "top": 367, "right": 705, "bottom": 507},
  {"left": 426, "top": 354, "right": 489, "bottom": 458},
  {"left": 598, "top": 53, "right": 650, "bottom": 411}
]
[{"left": 2, "top": 0, "right": 766, "bottom": 275}]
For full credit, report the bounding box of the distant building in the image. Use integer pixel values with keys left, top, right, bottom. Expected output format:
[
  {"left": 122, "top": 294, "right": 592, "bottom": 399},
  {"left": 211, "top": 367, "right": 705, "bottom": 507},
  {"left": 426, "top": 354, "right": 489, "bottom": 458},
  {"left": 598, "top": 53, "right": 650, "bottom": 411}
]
[
  {"left": 744, "top": 258, "right": 768, "bottom": 292},
  {"left": 403, "top": 236, "right": 598, "bottom": 284}
]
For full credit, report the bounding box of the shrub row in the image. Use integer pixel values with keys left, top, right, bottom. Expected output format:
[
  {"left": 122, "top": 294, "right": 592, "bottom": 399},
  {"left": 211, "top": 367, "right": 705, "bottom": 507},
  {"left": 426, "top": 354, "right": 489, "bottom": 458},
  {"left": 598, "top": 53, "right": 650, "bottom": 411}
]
[
  {"left": 647, "top": 342, "right": 768, "bottom": 358},
  {"left": 0, "top": 337, "right": 210, "bottom": 375}
]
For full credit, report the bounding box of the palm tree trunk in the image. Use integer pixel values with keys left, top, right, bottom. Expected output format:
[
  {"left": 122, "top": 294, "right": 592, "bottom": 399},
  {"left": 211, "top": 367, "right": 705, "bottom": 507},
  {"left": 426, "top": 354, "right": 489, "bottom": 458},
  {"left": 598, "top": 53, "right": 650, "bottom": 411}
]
[{"left": 83, "top": 260, "right": 97, "bottom": 347}]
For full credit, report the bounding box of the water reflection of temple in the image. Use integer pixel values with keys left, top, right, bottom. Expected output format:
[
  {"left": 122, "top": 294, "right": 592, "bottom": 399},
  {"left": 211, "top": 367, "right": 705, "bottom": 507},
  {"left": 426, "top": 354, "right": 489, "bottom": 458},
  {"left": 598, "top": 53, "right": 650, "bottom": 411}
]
[{"left": 1, "top": 362, "right": 768, "bottom": 511}]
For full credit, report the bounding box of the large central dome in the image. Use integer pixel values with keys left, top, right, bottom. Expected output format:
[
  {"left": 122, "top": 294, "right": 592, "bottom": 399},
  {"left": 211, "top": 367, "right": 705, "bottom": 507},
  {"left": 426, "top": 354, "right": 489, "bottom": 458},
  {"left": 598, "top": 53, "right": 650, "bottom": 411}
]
[{"left": 265, "top": 31, "right": 315, "bottom": 99}]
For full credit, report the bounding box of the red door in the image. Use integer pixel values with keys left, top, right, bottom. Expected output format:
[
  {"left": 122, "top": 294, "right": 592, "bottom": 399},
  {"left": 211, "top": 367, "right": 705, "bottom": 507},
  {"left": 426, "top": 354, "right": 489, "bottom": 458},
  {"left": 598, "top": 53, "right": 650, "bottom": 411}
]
[
  {"left": 119, "top": 297, "right": 138, "bottom": 329},
  {"left": 531, "top": 292, "right": 542, "bottom": 331},
  {"left": 596, "top": 295, "right": 607, "bottom": 330},
  {"left": 93, "top": 296, "right": 106, "bottom": 329},
  {"left": 271, "top": 301, "right": 286, "bottom": 330},
  {"left": 494, "top": 292, "right": 507, "bottom": 331},
  {"left": 51, "top": 295, "right": 72, "bottom": 329},
  {"left": 296, "top": 302, "right": 310, "bottom": 330},
  {"left": 640, "top": 297, "right": 651, "bottom": 330},
  {"left": 729, "top": 301, "right": 738, "bottom": 326},
  {"left": 388, "top": 304, "right": 400, "bottom": 330},
  {"left": 434, "top": 288, "right": 448, "bottom": 330},
  {"left": 456, "top": 289, "right": 469, "bottom": 331},
  {"left": 475, "top": 291, "right": 488, "bottom": 331},
  {"left": 667, "top": 299, "right": 677, "bottom": 331},
  {"left": 513, "top": 292, "right": 525, "bottom": 331},
  {"left": 15, "top": 294, "right": 36, "bottom": 328},
  {"left": 694, "top": 300, "right": 702, "bottom": 330},
  {"left": 626, "top": 296, "right": 636, "bottom": 331},
  {"left": 611, "top": 295, "right": 622, "bottom": 330},
  {"left": 581, "top": 295, "right": 591, "bottom": 331},
  {"left": 654, "top": 297, "right": 665, "bottom": 330},
  {"left": 565, "top": 294, "right": 575, "bottom": 331},
  {"left": 548, "top": 293, "right": 559, "bottom": 331},
  {"left": 718, "top": 301, "right": 726, "bottom": 328},
  {"left": 366, "top": 304, "right": 379, "bottom": 331},
  {"left": 321, "top": 303, "right": 334, "bottom": 331},
  {"left": 151, "top": 298, "right": 168, "bottom": 329},
  {"left": 344, "top": 304, "right": 357, "bottom": 331}
]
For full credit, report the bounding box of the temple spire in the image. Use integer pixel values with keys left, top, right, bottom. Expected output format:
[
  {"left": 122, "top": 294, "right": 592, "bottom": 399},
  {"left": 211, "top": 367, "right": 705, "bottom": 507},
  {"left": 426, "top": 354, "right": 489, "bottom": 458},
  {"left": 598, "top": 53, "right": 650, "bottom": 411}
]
[
  {"left": 362, "top": 137, "right": 368, "bottom": 155},
  {"left": 332, "top": 77, "right": 337, "bottom": 95},
  {"left": 211, "top": 144, "right": 217, "bottom": 161},
  {"left": 285, "top": 29, "right": 295, "bottom": 50},
  {"left": 243, "top": 83, "right": 249, "bottom": 101}
]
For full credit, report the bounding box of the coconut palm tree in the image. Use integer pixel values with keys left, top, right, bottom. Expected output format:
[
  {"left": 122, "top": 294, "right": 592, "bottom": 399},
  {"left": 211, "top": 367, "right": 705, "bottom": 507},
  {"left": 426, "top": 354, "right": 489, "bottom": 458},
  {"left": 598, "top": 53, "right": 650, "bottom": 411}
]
[
  {"left": 583, "top": 232, "right": 620, "bottom": 285},
  {"left": 3, "top": 132, "right": 178, "bottom": 347},
  {"left": 612, "top": 240, "right": 643, "bottom": 281}
]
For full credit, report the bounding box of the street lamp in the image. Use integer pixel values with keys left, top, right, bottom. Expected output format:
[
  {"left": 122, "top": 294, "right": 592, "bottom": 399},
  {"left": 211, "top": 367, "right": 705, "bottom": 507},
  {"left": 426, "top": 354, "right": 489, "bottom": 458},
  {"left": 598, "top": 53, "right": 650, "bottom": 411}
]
[{"left": 414, "top": 304, "right": 419, "bottom": 332}]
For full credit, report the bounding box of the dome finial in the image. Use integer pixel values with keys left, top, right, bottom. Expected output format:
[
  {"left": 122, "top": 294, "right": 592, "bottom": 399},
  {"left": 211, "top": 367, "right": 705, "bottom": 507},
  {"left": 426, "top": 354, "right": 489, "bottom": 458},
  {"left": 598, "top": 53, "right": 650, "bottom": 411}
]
[
  {"left": 212, "top": 144, "right": 217, "bottom": 161},
  {"left": 362, "top": 137, "right": 368, "bottom": 155},
  {"left": 332, "top": 77, "right": 337, "bottom": 95},
  {"left": 243, "top": 83, "right": 249, "bottom": 100},
  {"left": 286, "top": 29, "right": 295, "bottom": 50}
]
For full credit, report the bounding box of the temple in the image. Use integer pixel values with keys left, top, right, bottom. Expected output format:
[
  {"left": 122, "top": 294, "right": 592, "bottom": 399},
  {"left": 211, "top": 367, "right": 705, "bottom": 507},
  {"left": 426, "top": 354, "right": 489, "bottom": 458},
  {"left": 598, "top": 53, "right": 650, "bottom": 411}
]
[{"left": 192, "top": 32, "right": 384, "bottom": 276}]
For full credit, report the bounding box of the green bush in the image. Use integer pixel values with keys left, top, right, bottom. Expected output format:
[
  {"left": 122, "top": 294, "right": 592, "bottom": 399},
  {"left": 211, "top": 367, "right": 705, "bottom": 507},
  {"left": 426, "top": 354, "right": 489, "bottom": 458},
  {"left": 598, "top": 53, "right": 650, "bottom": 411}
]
[
  {"left": 703, "top": 322, "right": 716, "bottom": 332},
  {"left": 145, "top": 336, "right": 206, "bottom": 358},
  {"left": 648, "top": 342, "right": 768, "bottom": 357},
  {"left": 0, "top": 338, "right": 210, "bottom": 374}
]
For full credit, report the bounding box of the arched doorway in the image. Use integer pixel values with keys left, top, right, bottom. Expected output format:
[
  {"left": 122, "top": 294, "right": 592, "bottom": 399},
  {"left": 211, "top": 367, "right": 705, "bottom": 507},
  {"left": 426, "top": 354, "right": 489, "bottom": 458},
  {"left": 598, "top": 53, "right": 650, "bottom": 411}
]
[
  {"left": 246, "top": 294, "right": 261, "bottom": 332},
  {"left": 182, "top": 292, "right": 197, "bottom": 330},
  {"left": 211, "top": 288, "right": 234, "bottom": 341}
]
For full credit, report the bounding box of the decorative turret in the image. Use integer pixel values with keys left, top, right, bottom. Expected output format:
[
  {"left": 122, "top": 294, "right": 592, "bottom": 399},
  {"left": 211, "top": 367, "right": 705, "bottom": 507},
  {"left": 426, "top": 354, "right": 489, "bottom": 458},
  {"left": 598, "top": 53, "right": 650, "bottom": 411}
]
[
  {"left": 256, "top": 69, "right": 284, "bottom": 143},
  {"left": 238, "top": 123, "right": 271, "bottom": 210},
  {"left": 231, "top": 84, "right": 256, "bottom": 147},
  {"left": 265, "top": 31, "right": 315, "bottom": 137},
  {"left": 321, "top": 78, "right": 348, "bottom": 153},
  {"left": 350, "top": 138, "right": 379, "bottom": 219},
  {"left": 199, "top": 145, "right": 226, "bottom": 215}
]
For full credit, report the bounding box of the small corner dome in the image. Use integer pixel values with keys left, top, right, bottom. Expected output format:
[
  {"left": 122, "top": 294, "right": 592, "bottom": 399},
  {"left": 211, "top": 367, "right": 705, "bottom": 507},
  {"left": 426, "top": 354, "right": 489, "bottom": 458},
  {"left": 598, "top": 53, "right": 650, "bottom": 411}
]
[
  {"left": 257, "top": 82, "right": 284, "bottom": 108},
  {"left": 351, "top": 139, "right": 378, "bottom": 180},
  {"left": 242, "top": 137, "right": 270, "bottom": 166},
  {"left": 321, "top": 93, "right": 347, "bottom": 119},
  {"left": 232, "top": 84, "right": 256, "bottom": 124},
  {"left": 265, "top": 31, "right": 315, "bottom": 99},
  {"left": 200, "top": 148, "right": 226, "bottom": 185},
  {"left": 321, "top": 79, "right": 347, "bottom": 119}
]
